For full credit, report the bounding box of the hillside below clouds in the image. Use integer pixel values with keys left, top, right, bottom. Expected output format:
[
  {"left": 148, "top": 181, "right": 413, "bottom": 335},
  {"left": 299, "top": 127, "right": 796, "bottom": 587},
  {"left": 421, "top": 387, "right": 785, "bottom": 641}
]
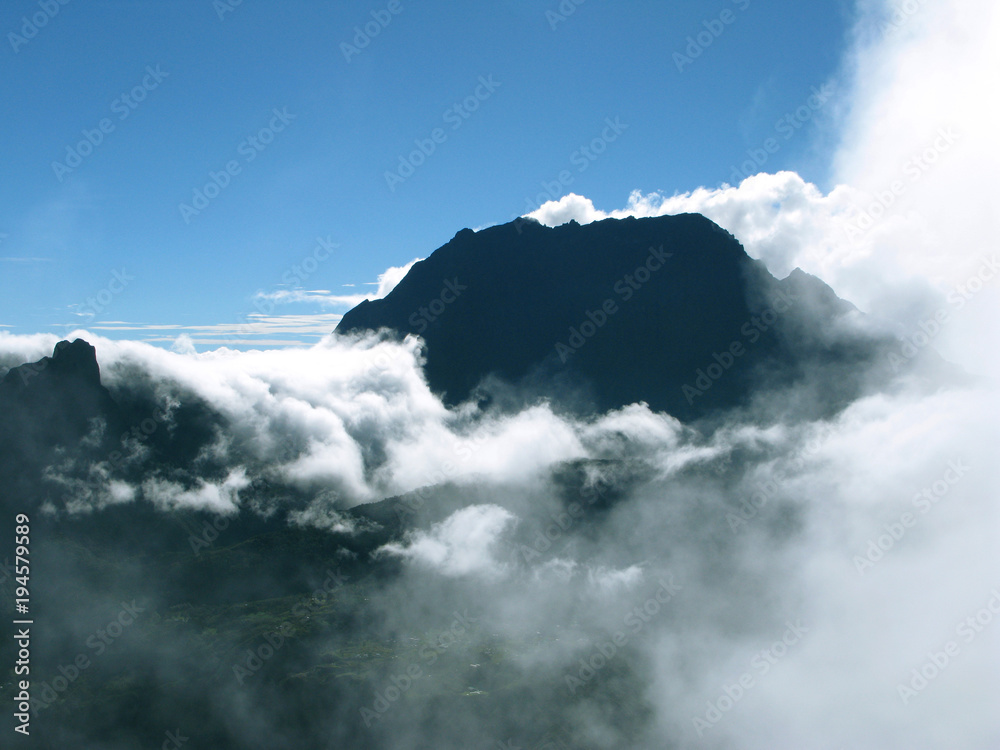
[{"left": 337, "top": 213, "right": 908, "bottom": 420}]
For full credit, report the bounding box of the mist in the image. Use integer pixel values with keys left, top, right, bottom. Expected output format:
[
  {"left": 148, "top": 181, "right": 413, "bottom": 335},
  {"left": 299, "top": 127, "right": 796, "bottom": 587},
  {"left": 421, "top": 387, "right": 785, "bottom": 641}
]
[{"left": 1, "top": 285, "right": 995, "bottom": 748}]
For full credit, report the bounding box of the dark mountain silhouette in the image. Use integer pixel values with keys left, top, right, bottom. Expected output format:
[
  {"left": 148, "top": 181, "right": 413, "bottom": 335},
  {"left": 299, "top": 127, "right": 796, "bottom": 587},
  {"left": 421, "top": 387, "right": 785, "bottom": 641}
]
[
  {"left": 0, "top": 339, "right": 229, "bottom": 509},
  {"left": 0, "top": 339, "right": 126, "bottom": 495},
  {"left": 336, "top": 214, "right": 902, "bottom": 421},
  {"left": 0, "top": 338, "right": 117, "bottom": 436}
]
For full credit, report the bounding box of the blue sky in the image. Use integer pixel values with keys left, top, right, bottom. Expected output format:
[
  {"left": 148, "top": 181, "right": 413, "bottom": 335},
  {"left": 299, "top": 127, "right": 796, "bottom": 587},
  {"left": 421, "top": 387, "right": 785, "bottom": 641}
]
[{"left": 1, "top": 0, "right": 855, "bottom": 346}]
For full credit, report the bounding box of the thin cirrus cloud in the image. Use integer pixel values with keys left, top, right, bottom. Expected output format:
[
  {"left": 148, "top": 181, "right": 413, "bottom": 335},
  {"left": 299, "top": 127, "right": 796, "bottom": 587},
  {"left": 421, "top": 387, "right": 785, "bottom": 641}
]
[
  {"left": 68, "top": 314, "right": 346, "bottom": 348},
  {"left": 253, "top": 258, "right": 422, "bottom": 309},
  {"left": 66, "top": 259, "right": 424, "bottom": 348}
]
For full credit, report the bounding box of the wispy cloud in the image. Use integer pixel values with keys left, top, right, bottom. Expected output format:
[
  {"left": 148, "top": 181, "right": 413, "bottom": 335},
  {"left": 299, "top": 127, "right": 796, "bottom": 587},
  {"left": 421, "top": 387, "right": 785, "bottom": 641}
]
[
  {"left": 41, "top": 254, "right": 425, "bottom": 348},
  {"left": 66, "top": 313, "right": 345, "bottom": 347},
  {"left": 254, "top": 289, "right": 372, "bottom": 308},
  {"left": 255, "top": 258, "right": 422, "bottom": 309}
]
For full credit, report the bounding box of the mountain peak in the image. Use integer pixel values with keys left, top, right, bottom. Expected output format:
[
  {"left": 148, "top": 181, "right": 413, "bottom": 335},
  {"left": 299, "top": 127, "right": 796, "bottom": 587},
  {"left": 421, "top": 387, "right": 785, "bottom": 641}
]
[
  {"left": 337, "top": 214, "right": 894, "bottom": 420},
  {"left": 2, "top": 338, "right": 102, "bottom": 390},
  {"left": 53, "top": 337, "right": 102, "bottom": 380},
  {"left": 0, "top": 339, "right": 121, "bottom": 483}
]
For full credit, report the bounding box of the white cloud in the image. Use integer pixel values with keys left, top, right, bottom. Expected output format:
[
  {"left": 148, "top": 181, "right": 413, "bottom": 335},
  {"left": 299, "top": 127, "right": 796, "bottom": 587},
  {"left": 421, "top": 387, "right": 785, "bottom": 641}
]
[
  {"left": 525, "top": 177, "right": 930, "bottom": 326},
  {"left": 377, "top": 404, "right": 588, "bottom": 494},
  {"left": 373, "top": 258, "right": 422, "bottom": 298},
  {"left": 830, "top": 0, "right": 1000, "bottom": 376},
  {"left": 170, "top": 334, "right": 197, "bottom": 355},
  {"left": 142, "top": 469, "right": 249, "bottom": 514},
  {"left": 288, "top": 490, "right": 373, "bottom": 534},
  {"left": 378, "top": 504, "right": 517, "bottom": 579},
  {"left": 526, "top": 172, "right": 995, "bottom": 382}
]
